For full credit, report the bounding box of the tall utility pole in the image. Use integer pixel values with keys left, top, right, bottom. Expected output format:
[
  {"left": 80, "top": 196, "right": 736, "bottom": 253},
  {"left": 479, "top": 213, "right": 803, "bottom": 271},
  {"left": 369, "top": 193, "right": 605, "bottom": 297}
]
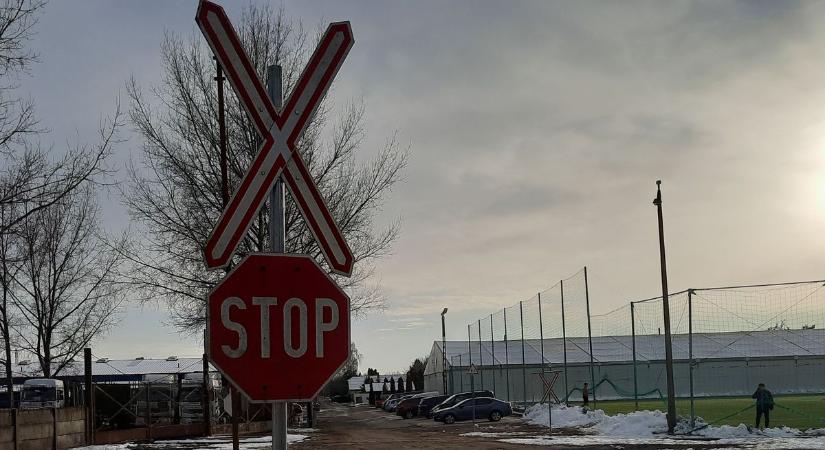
[
  {"left": 267, "top": 64, "right": 288, "bottom": 450},
  {"left": 653, "top": 180, "right": 676, "bottom": 434},
  {"left": 441, "top": 308, "right": 448, "bottom": 395}
]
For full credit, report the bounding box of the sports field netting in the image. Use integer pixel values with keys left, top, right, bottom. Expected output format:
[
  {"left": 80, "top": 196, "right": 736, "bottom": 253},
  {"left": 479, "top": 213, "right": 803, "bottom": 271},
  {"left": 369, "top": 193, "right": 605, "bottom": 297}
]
[{"left": 445, "top": 269, "right": 825, "bottom": 429}]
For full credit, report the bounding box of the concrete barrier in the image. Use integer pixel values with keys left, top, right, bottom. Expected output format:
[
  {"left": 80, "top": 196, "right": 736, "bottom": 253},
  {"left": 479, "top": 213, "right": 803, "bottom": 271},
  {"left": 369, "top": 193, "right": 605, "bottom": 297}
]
[{"left": 0, "top": 407, "right": 86, "bottom": 450}]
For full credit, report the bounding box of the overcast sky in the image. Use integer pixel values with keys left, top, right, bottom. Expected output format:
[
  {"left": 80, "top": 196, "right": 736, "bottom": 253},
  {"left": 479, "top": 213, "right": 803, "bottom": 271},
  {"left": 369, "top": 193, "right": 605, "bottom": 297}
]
[{"left": 17, "top": 0, "right": 825, "bottom": 372}]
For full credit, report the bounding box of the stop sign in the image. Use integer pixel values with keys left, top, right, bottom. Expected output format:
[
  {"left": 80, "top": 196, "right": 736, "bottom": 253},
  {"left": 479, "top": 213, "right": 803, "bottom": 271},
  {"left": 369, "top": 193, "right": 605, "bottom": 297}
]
[{"left": 207, "top": 254, "right": 350, "bottom": 401}]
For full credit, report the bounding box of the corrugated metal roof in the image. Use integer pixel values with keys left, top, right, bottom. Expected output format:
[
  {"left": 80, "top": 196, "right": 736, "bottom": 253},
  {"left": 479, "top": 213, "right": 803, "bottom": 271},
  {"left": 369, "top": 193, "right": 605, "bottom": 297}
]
[
  {"left": 13, "top": 357, "right": 212, "bottom": 379},
  {"left": 433, "top": 328, "right": 825, "bottom": 367}
]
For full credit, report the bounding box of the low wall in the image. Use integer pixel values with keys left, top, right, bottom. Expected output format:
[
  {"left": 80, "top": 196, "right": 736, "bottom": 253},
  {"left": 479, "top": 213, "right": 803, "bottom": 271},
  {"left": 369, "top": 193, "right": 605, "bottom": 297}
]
[
  {"left": 0, "top": 407, "right": 86, "bottom": 450},
  {"left": 93, "top": 423, "right": 205, "bottom": 445}
]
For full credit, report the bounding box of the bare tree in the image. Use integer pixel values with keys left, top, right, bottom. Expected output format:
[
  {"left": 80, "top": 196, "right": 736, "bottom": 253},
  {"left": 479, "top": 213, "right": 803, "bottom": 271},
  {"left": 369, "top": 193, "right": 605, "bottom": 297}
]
[
  {"left": 0, "top": 0, "right": 125, "bottom": 391},
  {"left": 123, "top": 4, "right": 406, "bottom": 333},
  {"left": 0, "top": 0, "right": 43, "bottom": 151},
  {"left": 11, "top": 179, "right": 128, "bottom": 377},
  {"left": 0, "top": 0, "right": 116, "bottom": 237}
]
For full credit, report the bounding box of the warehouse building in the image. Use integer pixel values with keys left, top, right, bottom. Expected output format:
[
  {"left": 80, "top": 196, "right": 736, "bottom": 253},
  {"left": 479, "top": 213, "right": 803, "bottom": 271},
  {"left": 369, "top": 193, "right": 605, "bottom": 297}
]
[{"left": 424, "top": 328, "right": 825, "bottom": 404}]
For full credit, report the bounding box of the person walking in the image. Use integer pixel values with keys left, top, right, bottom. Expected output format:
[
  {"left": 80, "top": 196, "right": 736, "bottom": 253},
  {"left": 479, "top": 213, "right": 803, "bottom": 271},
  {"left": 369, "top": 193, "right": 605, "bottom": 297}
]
[
  {"left": 582, "top": 382, "right": 590, "bottom": 410},
  {"left": 752, "top": 383, "right": 774, "bottom": 430}
]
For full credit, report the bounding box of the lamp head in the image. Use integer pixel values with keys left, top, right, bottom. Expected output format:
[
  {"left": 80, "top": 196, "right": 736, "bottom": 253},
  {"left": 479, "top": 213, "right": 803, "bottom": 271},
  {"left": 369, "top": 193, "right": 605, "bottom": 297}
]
[{"left": 441, "top": 308, "right": 448, "bottom": 316}]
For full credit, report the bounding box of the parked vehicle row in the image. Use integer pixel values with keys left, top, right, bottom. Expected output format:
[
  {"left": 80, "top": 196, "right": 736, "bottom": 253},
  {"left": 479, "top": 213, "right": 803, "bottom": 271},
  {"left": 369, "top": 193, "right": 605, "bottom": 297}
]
[{"left": 373, "top": 389, "right": 513, "bottom": 424}]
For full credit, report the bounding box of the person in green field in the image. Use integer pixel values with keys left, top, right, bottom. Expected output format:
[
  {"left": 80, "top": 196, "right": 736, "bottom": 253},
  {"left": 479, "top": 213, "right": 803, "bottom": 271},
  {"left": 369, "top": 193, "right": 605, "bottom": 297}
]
[{"left": 752, "top": 383, "right": 774, "bottom": 429}]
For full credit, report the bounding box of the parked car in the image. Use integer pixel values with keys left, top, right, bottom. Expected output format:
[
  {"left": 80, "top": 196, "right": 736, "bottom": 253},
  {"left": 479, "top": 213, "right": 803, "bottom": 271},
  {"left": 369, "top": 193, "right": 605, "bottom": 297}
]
[
  {"left": 418, "top": 395, "right": 448, "bottom": 418},
  {"left": 383, "top": 395, "right": 412, "bottom": 412},
  {"left": 377, "top": 393, "right": 401, "bottom": 409},
  {"left": 396, "top": 397, "right": 423, "bottom": 419},
  {"left": 430, "top": 390, "right": 494, "bottom": 416},
  {"left": 432, "top": 397, "right": 512, "bottom": 424}
]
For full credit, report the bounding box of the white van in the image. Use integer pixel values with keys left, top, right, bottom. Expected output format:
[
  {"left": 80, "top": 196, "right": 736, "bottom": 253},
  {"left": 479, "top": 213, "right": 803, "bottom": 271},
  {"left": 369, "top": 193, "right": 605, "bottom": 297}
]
[{"left": 20, "top": 379, "right": 65, "bottom": 409}]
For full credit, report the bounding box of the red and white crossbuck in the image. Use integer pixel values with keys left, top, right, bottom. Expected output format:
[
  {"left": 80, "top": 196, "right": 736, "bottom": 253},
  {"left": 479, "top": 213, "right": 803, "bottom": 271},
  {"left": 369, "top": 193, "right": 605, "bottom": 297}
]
[{"left": 196, "top": 0, "right": 355, "bottom": 275}]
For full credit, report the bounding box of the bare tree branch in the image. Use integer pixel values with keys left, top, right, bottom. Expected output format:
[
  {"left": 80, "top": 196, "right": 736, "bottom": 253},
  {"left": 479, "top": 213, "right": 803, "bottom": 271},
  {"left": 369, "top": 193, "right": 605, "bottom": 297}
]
[{"left": 122, "top": 5, "right": 407, "bottom": 334}]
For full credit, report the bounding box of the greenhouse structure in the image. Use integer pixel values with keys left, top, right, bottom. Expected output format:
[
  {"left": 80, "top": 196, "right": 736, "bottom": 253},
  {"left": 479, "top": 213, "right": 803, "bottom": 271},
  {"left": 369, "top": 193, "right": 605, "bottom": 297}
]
[{"left": 423, "top": 328, "right": 825, "bottom": 405}]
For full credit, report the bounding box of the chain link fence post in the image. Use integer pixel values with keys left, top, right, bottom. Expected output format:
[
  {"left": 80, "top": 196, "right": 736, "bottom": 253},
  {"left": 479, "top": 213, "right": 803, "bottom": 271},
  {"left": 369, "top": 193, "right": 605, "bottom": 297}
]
[
  {"left": 631, "top": 301, "right": 639, "bottom": 411},
  {"left": 584, "top": 267, "right": 597, "bottom": 408},
  {"left": 477, "top": 319, "right": 484, "bottom": 391},
  {"left": 490, "top": 314, "right": 496, "bottom": 396},
  {"left": 688, "top": 288, "right": 695, "bottom": 427},
  {"left": 504, "top": 308, "right": 511, "bottom": 402},
  {"left": 560, "top": 279, "right": 569, "bottom": 405},
  {"left": 520, "top": 301, "right": 527, "bottom": 408}
]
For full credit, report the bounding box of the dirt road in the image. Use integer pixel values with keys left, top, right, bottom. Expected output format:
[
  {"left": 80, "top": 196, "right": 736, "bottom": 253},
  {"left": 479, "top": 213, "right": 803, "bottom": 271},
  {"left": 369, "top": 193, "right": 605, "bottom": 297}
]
[
  {"left": 287, "top": 402, "right": 758, "bottom": 449},
  {"left": 290, "top": 402, "right": 556, "bottom": 449}
]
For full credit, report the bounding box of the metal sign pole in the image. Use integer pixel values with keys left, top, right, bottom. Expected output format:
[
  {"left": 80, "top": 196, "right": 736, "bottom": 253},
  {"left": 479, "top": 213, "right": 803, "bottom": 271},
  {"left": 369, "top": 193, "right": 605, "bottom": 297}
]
[{"left": 267, "top": 64, "right": 288, "bottom": 450}]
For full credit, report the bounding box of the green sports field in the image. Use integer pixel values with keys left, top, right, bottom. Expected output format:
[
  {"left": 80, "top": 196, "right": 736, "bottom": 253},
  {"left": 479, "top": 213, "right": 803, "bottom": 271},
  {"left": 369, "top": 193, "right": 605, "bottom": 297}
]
[{"left": 570, "top": 395, "right": 825, "bottom": 430}]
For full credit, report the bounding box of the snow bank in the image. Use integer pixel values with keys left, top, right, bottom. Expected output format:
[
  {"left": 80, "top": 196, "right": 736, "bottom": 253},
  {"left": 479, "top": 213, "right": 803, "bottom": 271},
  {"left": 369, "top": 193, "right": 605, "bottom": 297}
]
[
  {"left": 524, "top": 403, "right": 669, "bottom": 436},
  {"left": 524, "top": 403, "right": 825, "bottom": 440}
]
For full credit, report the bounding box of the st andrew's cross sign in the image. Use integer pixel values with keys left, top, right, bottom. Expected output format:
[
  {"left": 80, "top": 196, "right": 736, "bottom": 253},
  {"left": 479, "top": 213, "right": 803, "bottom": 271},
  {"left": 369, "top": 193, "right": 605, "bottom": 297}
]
[{"left": 197, "top": 0, "right": 354, "bottom": 275}]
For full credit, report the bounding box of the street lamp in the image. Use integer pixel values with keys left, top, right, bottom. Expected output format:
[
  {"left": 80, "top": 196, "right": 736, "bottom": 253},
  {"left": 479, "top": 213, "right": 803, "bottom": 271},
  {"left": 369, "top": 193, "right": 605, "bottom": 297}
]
[{"left": 441, "top": 308, "right": 448, "bottom": 395}]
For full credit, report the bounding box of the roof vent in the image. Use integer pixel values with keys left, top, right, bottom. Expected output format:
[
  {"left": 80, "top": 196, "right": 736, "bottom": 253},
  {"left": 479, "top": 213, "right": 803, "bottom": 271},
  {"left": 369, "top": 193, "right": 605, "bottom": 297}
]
[
  {"left": 135, "top": 356, "right": 144, "bottom": 360},
  {"left": 17, "top": 360, "right": 30, "bottom": 366},
  {"left": 96, "top": 358, "right": 109, "bottom": 363},
  {"left": 166, "top": 356, "right": 178, "bottom": 361}
]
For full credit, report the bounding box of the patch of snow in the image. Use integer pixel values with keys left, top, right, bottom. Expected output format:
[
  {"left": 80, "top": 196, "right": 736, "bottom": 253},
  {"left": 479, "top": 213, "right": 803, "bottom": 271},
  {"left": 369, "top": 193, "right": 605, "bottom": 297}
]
[
  {"left": 76, "top": 433, "right": 309, "bottom": 449},
  {"left": 74, "top": 446, "right": 131, "bottom": 450},
  {"left": 521, "top": 403, "right": 825, "bottom": 449},
  {"left": 460, "top": 431, "right": 527, "bottom": 438}
]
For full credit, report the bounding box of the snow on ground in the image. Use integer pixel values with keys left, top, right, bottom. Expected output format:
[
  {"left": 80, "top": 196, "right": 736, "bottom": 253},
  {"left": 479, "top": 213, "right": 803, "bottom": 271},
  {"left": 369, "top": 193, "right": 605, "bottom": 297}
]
[
  {"left": 518, "top": 403, "right": 825, "bottom": 448},
  {"left": 74, "top": 433, "right": 308, "bottom": 449}
]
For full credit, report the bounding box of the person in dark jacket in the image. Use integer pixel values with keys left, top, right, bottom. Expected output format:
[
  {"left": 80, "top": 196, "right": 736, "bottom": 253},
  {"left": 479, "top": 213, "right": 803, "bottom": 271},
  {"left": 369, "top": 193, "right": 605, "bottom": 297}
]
[
  {"left": 582, "top": 383, "right": 590, "bottom": 410},
  {"left": 752, "top": 383, "right": 774, "bottom": 429}
]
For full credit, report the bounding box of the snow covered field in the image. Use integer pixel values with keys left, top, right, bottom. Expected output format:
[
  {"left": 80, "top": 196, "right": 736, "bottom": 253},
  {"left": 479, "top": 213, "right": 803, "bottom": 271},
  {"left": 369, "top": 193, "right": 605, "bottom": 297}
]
[
  {"left": 75, "top": 432, "right": 310, "bottom": 449},
  {"left": 506, "top": 403, "right": 825, "bottom": 449}
]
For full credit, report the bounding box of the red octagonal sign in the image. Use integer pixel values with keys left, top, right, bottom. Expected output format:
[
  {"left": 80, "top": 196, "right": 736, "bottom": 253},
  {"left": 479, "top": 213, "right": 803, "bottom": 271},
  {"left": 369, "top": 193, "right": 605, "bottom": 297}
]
[{"left": 207, "top": 254, "right": 350, "bottom": 402}]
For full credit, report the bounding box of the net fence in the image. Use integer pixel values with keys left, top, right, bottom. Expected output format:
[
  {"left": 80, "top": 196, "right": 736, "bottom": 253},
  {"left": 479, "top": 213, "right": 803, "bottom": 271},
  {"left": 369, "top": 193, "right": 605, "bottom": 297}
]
[{"left": 449, "top": 270, "right": 825, "bottom": 428}]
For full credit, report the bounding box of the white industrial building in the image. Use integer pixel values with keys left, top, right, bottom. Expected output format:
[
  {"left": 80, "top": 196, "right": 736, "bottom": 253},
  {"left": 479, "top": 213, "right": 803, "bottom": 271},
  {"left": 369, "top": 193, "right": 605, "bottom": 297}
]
[{"left": 424, "top": 328, "right": 825, "bottom": 404}]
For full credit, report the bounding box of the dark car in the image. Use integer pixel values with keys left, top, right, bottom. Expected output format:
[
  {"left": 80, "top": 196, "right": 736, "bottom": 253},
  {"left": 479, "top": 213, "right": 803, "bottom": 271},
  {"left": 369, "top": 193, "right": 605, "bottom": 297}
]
[
  {"left": 418, "top": 395, "right": 448, "bottom": 418},
  {"left": 432, "top": 397, "right": 512, "bottom": 424},
  {"left": 395, "top": 397, "right": 423, "bottom": 419},
  {"left": 430, "top": 390, "right": 494, "bottom": 416},
  {"left": 384, "top": 394, "right": 413, "bottom": 412}
]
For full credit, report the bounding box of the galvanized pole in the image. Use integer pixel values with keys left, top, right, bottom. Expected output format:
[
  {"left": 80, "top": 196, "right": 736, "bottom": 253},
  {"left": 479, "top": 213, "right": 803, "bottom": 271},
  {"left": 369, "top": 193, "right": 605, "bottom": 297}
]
[
  {"left": 653, "top": 180, "right": 677, "bottom": 434},
  {"left": 468, "top": 325, "right": 474, "bottom": 399},
  {"left": 458, "top": 355, "right": 464, "bottom": 392},
  {"left": 267, "top": 64, "right": 288, "bottom": 450},
  {"left": 503, "top": 308, "right": 511, "bottom": 402},
  {"left": 478, "top": 319, "right": 484, "bottom": 391},
  {"left": 489, "top": 314, "right": 496, "bottom": 396},
  {"left": 631, "top": 302, "right": 638, "bottom": 410},
  {"left": 213, "top": 56, "right": 229, "bottom": 447},
  {"left": 538, "top": 292, "right": 551, "bottom": 428},
  {"left": 688, "top": 289, "right": 695, "bottom": 427},
  {"left": 584, "top": 267, "right": 597, "bottom": 408},
  {"left": 560, "top": 280, "right": 569, "bottom": 405},
  {"left": 519, "top": 301, "right": 527, "bottom": 407},
  {"left": 538, "top": 293, "right": 545, "bottom": 368}
]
